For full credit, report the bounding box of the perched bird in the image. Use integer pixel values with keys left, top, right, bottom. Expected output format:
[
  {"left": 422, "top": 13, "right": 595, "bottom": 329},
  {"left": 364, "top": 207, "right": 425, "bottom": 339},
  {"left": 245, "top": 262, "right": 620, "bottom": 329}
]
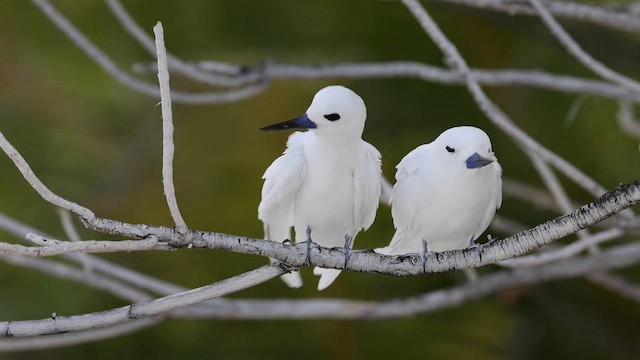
[
  {"left": 258, "top": 85, "right": 382, "bottom": 290},
  {"left": 377, "top": 126, "right": 501, "bottom": 256}
]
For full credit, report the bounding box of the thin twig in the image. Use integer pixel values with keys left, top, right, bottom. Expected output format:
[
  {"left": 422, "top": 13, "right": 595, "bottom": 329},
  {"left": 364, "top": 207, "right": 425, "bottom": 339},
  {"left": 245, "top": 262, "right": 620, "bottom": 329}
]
[
  {"left": 429, "top": 0, "right": 640, "bottom": 34},
  {"left": 0, "top": 317, "right": 161, "bottom": 351},
  {"left": 31, "top": 0, "right": 269, "bottom": 104},
  {"left": 0, "top": 235, "right": 168, "bottom": 257},
  {"left": 0, "top": 213, "right": 185, "bottom": 296},
  {"left": 0, "top": 265, "right": 284, "bottom": 337},
  {"left": 527, "top": 0, "right": 640, "bottom": 94},
  {"left": 0, "top": 131, "right": 94, "bottom": 220},
  {"left": 173, "top": 242, "right": 640, "bottom": 320},
  {"left": 58, "top": 209, "right": 93, "bottom": 273},
  {"left": 82, "top": 179, "right": 640, "bottom": 276},
  {"left": 500, "top": 228, "right": 625, "bottom": 268},
  {"left": 106, "top": 0, "right": 248, "bottom": 88},
  {"left": 134, "top": 60, "right": 640, "bottom": 102},
  {"left": 154, "top": 22, "right": 188, "bottom": 233}
]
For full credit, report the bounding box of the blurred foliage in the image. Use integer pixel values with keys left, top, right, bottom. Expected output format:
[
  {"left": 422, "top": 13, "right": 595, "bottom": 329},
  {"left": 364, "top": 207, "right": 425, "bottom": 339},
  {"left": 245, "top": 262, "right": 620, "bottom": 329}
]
[{"left": 0, "top": 0, "right": 639, "bottom": 359}]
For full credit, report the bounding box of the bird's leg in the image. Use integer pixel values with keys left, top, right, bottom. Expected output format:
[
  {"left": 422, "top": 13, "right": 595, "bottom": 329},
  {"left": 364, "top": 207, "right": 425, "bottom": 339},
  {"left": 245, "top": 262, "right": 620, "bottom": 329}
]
[
  {"left": 422, "top": 239, "right": 429, "bottom": 274},
  {"left": 467, "top": 236, "right": 483, "bottom": 262},
  {"left": 343, "top": 234, "right": 352, "bottom": 268},
  {"left": 305, "top": 226, "right": 313, "bottom": 266}
]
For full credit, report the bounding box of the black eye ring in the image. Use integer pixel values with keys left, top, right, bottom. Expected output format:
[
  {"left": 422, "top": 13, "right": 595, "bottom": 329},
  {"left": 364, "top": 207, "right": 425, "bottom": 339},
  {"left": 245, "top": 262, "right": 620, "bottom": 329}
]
[
  {"left": 324, "top": 113, "right": 341, "bottom": 121},
  {"left": 446, "top": 146, "right": 455, "bottom": 153}
]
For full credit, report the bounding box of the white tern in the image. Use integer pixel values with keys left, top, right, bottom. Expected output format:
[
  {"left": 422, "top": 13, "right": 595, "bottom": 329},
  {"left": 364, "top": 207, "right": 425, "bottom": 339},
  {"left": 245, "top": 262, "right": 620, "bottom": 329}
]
[
  {"left": 258, "top": 85, "right": 382, "bottom": 290},
  {"left": 377, "top": 126, "right": 502, "bottom": 256}
]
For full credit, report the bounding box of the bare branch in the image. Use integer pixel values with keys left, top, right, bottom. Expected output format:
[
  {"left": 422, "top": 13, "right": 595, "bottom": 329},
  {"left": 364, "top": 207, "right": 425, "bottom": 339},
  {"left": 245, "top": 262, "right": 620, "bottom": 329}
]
[
  {"left": 527, "top": 0, "right": 640, "bottom": 94},
  {"left": 0, "top": 132, "right": 94, "bottom": 220},
  {"left": 83, "top": 180, "right": 640, "bottom": 276},
  {"left": 500, "top": 228, "right": 625, "bottom": 268},
  {"left": 430, "top": 0, "right": 640, "bottom": 34},
  {"left": 0, "top": 317, "right": 161, "bottom": 352},
  {"left": 0, "top": 213, "right": 185, "bottom": 296},
  {"left": 58, "top": 209, "right": 93, "bottom": 273},
  {"left": 134, "top": 60, "right": 640, "bottom": 102},
  {"left": 0, "top": 235, "right": 168, "bottom": 257},
  {"left": 154, "top": 22, "right": 188, "bottom": 233},
  {"left": 105, "top": 0, "right": 249, "bottom": 88},
  {"left": 31, "top": 0, "right": 269, "bottom": 104},
  {"left": 177, "top": 242, "right": 640, "bottom": 320},
  {"left": 0, "top": 265, "right": 284, "bottom": 337}
]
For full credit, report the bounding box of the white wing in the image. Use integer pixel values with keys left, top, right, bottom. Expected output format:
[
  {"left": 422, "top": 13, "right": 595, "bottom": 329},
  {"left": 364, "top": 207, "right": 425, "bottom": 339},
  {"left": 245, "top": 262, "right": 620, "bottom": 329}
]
[
  {"left": 258, "top": 132, "right": 307, "bottom": 289},
  {"left": 394, "top": 144, "right": 428, "bottom": 182},
  {"left": 389, "top": 145, "right": 429, "bottom": 247},
  {"left": 258, "top": 132, "right": 306, "bottom": 230},
  {"left": 352, "top": 141, "right": 382, "bottom": 231}
]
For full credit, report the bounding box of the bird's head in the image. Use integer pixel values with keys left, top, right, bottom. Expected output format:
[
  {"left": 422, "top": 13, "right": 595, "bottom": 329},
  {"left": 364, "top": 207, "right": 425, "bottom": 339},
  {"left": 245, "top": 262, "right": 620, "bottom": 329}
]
[
  {"left": 260, "top": 85, "right": 366, "bottom": 138},
  {"left": 432, "top": 126, "right": 498, "bottom": 171}
]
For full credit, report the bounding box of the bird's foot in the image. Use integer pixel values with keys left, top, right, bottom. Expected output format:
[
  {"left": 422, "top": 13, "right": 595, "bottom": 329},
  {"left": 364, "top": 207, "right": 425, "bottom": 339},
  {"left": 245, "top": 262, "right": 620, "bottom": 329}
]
[
  {"left": 421, "top": 239, "right": 429, "bottom": 273},
  {"left": 305, "top": 226, "right": 313, "bottom": 266},
  {"left": 343, "top": 234, "right": 352, "bottom": 268},
  {"left": 467, "top": 238, "right": 483, "bottom": 263}
]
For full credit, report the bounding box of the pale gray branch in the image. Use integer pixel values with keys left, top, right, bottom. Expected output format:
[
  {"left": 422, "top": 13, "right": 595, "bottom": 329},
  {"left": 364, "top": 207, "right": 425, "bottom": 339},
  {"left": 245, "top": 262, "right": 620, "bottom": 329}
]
[
  {"left": 134, "top": 60, "right": 640, "bottom": 102},
  {"left": 105, "top": 0, "right": 246, "bottom": 88},
  {"left": 0, "top": 213, "right": 185, "bottom": 296},
  {"left": 430, "top": 0, "right": 640, "bottom": 34},
  {"left": 0, "top": 265, "right": 284, "bottom": 337},
  {"left": 0, "top": 131, "right": 94, "bottom": 220},
  {"left": 527, "top": 0, "right": 640, "bottom": 94},
  {"left": 0, "top": 235, "right": 168, "bottom": 257},
  {"left": 31, "top": 0, "right": 269, "bottom": 104},
  {"left": 82, "top": 179, "right": 640, "bottom": 276},
  {"left": 0, "top": 317, "right": 161, "bottom": 352},
  {"left": 177, "top": 242, "right": 640, "bottom": 320},
  {"left": 500, "top": 228, "right": 625, "bottom": 268},
  {"left": 154, "top": 22, "right": 188, "bottom": 233}
]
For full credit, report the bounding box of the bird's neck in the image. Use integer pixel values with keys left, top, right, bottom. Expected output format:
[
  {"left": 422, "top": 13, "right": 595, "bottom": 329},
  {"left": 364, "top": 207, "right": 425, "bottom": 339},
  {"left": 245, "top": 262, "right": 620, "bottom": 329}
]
[{"left": 305, "top": 131, "right": 362, "bottom": 163}]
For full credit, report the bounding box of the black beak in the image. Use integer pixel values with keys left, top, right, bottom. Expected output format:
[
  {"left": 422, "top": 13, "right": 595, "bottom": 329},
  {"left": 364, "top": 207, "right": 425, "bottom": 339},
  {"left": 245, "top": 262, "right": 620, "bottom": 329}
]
[
  {"left": 465, "top": 152, "right": 494, "bottom": 169},
  {"left": 260, "top": 114, "right": 317, "bottom": 132}
]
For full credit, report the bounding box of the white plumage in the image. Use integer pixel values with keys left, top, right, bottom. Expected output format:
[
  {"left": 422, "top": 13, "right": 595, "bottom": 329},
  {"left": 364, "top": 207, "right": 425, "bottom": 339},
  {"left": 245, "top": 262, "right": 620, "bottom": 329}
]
[
  {"left": 378, "top": 126, "right": 502, "bottom": 255},
  {"left": 259, "top": 85, "right": 382, "bottom": 290}
]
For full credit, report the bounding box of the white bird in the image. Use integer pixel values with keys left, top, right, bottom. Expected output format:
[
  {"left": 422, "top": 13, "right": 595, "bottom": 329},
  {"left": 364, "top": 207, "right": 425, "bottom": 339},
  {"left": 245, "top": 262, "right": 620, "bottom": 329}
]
[
  {"left": 377, "top": 126, "right": 502, "bottom": 256},
  {"left": 258, "top": 85, "right": 382, "bottom": 290}
]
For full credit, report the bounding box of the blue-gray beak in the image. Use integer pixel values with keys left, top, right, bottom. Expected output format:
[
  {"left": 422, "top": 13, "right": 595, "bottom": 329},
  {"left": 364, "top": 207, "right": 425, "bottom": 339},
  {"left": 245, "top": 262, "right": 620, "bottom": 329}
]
[
  {"left": 260, "top": 114, "right": 317, "bottom": 131},
  {"left": 465, "top": 152, "right": 494, "bottom": 169}
]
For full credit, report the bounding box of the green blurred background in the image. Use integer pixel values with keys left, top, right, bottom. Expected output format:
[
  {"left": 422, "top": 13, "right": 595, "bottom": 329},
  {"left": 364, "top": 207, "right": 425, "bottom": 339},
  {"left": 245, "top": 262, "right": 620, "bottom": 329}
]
[{"left": 1, "top": 0, "right": 639, "bottom": 359}]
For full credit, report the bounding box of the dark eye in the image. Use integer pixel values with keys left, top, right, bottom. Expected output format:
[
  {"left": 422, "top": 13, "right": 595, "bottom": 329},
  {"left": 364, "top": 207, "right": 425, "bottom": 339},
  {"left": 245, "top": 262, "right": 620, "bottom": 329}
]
[
  {"left": 446, "top": 146, "right": 455, "bottom": 153},
  {"left": 324, "top": 113, "right": 340, "bottom": 121}
]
